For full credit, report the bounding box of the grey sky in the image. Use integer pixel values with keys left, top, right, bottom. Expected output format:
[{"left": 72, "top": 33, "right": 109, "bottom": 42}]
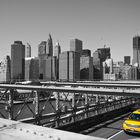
[{"left": 0, "top": 0, "right": 140, "bottom": 62}]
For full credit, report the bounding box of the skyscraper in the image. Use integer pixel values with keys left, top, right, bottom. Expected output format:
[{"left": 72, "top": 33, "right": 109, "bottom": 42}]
[
  {"left": 54, "top": 41, "right": 61, "bottom": 59},
  {"left": 46, "top": 34, "right": 53, "bottom": 56},
  {"left": 25, "top": 43, "right": 31, "bottom": 57},
  {"left": 25, "top": 57, "right": 39, "bottom": 81},
  {"left": 59, "top": 51, "right": 80, "bottom": 82},
  {"left": 11, "top": 41, "right": 25, "bottom": 81},
  {"left": 80, "top": 56, "right": 93, "bottom": 80},
  {"left": 38, "top": 34, "right": 53, "bottom": 80},
  {"left": 93, "top": 46, "right": 111, "bottom": 80},
  {"left": 69, "top": 51, "right": 80, "bottom": 81},
  {"left": 38, "top": 41, "right": 47, "bottom": 56},
  {"left": 0, "top": 56, "right": 11, "bottom": 83},
  {"left": 38, "top": 41, "right": 48, "bottom": 79},
  {"left": 70, "top": 39, "right": 83, "bottom": 55},
  {"left": 132, "top": 36, "right": 140, "bottom": 67},
  {"left": 54, "top": 41, "right": 61, "bottom": 80},
  {"left": 124, "top": 56, "right": 130, "bottom": 65}
]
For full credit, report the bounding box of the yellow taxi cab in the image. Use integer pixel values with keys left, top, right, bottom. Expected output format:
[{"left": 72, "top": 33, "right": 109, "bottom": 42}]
[{"left": 123, "top": 109, "right": 140, "bottom": 133}]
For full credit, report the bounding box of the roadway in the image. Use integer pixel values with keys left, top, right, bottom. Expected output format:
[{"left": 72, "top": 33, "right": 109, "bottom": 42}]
[{"left": 81, "top": 114, "right": 140, "bottom": 140}]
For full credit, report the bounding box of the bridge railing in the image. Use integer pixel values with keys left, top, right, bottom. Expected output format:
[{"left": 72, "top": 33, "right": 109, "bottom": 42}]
[{"left": 0, "top": 84, "right": 138, "bottom": 128}]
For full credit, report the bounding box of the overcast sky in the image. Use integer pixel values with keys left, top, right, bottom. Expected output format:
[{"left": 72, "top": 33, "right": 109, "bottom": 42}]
[{"left": 0, "top": 0, "right": 140, "bottom": 62}]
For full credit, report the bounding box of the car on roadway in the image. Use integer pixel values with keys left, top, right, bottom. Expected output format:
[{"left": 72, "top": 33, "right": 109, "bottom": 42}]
[{"left": 123, "top": 109, "right": 140, "bottom": 134}]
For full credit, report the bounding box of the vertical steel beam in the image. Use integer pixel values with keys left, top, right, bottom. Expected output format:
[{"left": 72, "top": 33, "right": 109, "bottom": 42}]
[
  {"left": 85, "top": 93, "right": 88, "bottom": 118},
  {"left": 8, "top": 89, "right": 14, "bottom": 120},
  {"left": 72, "top": 93, "right": 76, "bottom": 122},
  {"left": 34, "top": 91, "right": 40, "bottom": 124},
  {"left": 55, "top": 92, "right": 60, "bottom": 127}
]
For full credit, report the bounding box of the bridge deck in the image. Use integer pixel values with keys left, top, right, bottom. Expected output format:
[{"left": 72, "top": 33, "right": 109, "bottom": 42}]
[{"left": 0, "top": 118, "right": 105, "bottom": 140}]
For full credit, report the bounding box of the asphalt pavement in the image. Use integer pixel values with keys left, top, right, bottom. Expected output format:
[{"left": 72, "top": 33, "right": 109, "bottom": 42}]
[{"left": 82, "top": 114, "right": 140, "bottom": 140}]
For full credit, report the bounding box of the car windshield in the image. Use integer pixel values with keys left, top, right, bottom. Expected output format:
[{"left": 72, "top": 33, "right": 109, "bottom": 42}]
[{"left": 129, "top": 113, "right": 140, "bottom": 121}]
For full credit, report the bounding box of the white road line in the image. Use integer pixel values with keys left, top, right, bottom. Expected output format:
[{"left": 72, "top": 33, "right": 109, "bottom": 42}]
[{"left": 107, "top": 130, "right": 124, "bottom": 140}]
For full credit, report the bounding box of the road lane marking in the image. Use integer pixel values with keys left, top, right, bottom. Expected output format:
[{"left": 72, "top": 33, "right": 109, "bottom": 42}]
[{"left": 107, "top": 130, "right": 123, "bottom": 140}]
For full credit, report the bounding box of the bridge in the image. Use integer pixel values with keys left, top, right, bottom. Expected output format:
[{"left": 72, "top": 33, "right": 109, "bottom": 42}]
[{"left": 0, "top": 82, "right": 140, "bottom": 139}]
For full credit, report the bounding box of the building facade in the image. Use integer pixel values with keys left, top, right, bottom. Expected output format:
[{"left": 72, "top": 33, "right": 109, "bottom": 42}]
[
  {"left": 44, "top": 56, "right": 57, "bottom": 81},
  {"left": 46, "top": 34, "right": 53, "bottom": 56},
  {"left": 38, "top": 41, "right": 48, "bottom": 79},
  {"left": 25, "top": 43, "right": 31, "bottom": 57},
  {"left": 80, "top": 56, "right": 93, "bottom": 80},
  {"left": 59, "top": 51, "right": 80, "bottom": 82},
  {"left": 11, "top": 41, "right": 25, "bottom": 81},
  {"left": 0, "top": 56, "right": 11, "bottom": 83},
  {"left": 70, "top": 39, "right": 83, "bottom": 55},
  {"left": 132, "top": 36, "right": 140, "bottom": 67},
  {"left": 93, "top": 46, "right": 110, "bottom": 80},
  {"left": 124, "top": 56, "right": 130, "bottom": 65},
  {"left": 25, "top": 57, "right": 39, "bottom": 81}
]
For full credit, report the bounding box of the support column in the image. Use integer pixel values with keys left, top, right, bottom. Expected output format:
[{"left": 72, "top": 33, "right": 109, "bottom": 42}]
[
  {"left": 72, "top": 93, "right": 76, "bottom": 122},
  {"left": 34, "top": 91, "right": 40, "bottom": 125},
  {"left": 8, "top": 89, "right": 14, "bottom": 120},
  {"left": 55, "top": 92, "right": 60, "bottom": 127},
  {"left": 85, "top": 93, "right": 89, "bottom": 118}
]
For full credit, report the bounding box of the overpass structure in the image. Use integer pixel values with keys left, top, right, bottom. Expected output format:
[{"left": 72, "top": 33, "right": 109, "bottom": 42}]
[{"left": 0, "top": 83, "right": 140, "bottom": 139}]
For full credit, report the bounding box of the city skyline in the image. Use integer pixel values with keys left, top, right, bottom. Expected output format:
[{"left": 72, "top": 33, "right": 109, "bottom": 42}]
[{"left": 0, "top": 0, "right": 140, "bottom": 62}]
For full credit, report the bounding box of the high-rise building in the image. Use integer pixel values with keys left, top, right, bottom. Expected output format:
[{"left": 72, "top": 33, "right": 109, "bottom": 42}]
[
  {"left": 38, "top": 41, "right": 48, "bottom": 79},
  {"left": 128, "top": 66, "right": 140, "bottom": 80},
  {"left": 59, "top": 51, "right": 80, "bottom": 81},
  {"left": 132, "top": 36, "right": 140, "bottom": 67},
  {"left": 69, "top": 51, "right": 80, "bottom": 81},
  {"left": 93, "top": 46, "right": 111, "bottom": 80},
  {"left": 103, "top": 58, "right": 116, "bottom": 80},
  {"left": 25, "top": 43, "right": 31, "bottom": 57},
  {"left": 38, "top": 34, "right": 53, "bottom": 80},
  {"left": 59, "top": 51, "right": 69, "bottom": 81},
  {"left": 80, "top": 56, "right": 93, "bottom": 80},
  {"left": 11, "top": 41, "right": 25, "bottom": 81},
  {"left": 54, "top": 41, "right": 61, "bottom": 80},
  {"left": 46, "top": 34, "right": 53, "bottom": 56},
  {"left": 0, "top": 56, "right": 11, "bottom": 83},
  {"left": 38, "top": 41, "right": 47, "bottom": 56},
  {"left": 70, "top": 39, "right": 83, "bottom": 55},
  {"left": 44, "top": 56, "right": 57, "bottom": 81},
  {"left": 81, "top": 49, "right": 91, "bottom": 57},
  {"left": 54, "top": 41, "right": 61, "bottom": 59},
  {"left": 124, "top": 56, "right": 130, "bottom": 65},
  {"left": 25, "top": 57, "right": 39, "bottom": 81}
]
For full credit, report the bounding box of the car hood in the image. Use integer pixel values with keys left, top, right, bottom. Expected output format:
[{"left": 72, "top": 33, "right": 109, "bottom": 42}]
[{"left": 125, "top": 120, "right": 140, "bottom": 126}]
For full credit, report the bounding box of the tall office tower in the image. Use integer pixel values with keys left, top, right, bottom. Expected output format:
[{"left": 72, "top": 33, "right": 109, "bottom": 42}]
[
  {"left": 103, "top": 58, "right": 113, "bottom": 74},
  {"left": 25, "top": 43, "right": 31, "bottom": 57},
  {"left": 81, "top": 49, "right": 91, "bottom": 57},
  {"left": 44, "top": 56, "right": 57, "bottom": 81},
  {"left": 38, "top": 41, "right": 47, "bottom": 56},
  {"left": 0, "top": 56, "right": 11, "bottom": 83},
  {"left": 54, "top": 41, "right": 61, "bottom": 80},
  {"left": 124, "top": 56, "right": 130, "bottom": 65},
  {"left": 59, "top": 51, "right": 69, "bottom": 81},
  {"left": 132, "top": 36, "right": 140, "bottom": 67},
  {"left": 54, "top": 41, "right": 61, "bottom": 59},
  {"left": 59, "top": 51, "right": 80, "bottom": 82},
  {"left": 69, "top": 51, "right": 80, "bottom": 81},
  {"left": 80, "top": 56, "right": 93, "bottom": 80},
  {"left": 93, "top": 46, "right": 110, "bottom": 80},
  {"left": 128, "top": 66, "right": 140, "bottom": 80},
  {"left": 70, "top": 39, "right": 83, "bottom": 55},
  {"left": 11, "top": 41, "right": 25, "bottom": 81},
  {"left": 25, "top": 57, "right": 39, "bottom": 81},
  {"left": 38, "top": 41, "right": 48, "bottom": 79},
  {"left": 46, "top": 34, "right": 53, "bottom": 56}
]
